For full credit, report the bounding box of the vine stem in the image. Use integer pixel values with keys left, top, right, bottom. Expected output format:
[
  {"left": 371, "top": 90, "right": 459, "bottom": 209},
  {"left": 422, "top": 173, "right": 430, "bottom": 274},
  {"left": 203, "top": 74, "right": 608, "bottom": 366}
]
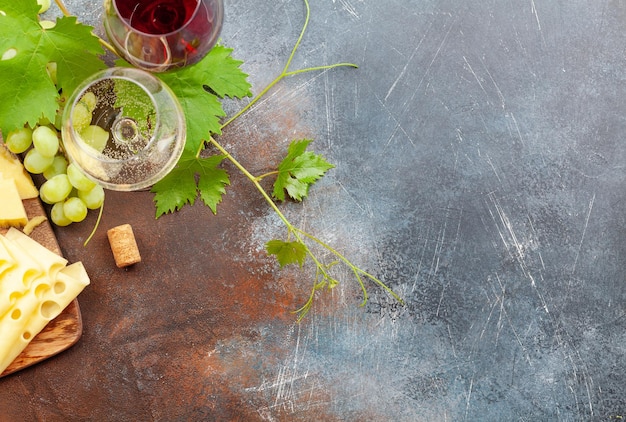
[
  {"left": 208, "top": 137, "right": 329, "bottom": 275},
  {"left": 53, "top": 0, "right": 71, "bottom": 16},
  {"left": 293, "top": 227, "right": 404, "bottom": 305},
  {"left": 216, "top": 63, "right": 357, "bottom": 135},
  {"left": 255, "top": 170, "right": 279, "bottom": 181},
  {"left": 97, "top": 36, "right": 119, "bottom": 57},
  {"left": 209, "top": 136, "right": 403, "bottom": 318},
  {"left": 209, "top": 136, "right": 350, "bottom": 320}
]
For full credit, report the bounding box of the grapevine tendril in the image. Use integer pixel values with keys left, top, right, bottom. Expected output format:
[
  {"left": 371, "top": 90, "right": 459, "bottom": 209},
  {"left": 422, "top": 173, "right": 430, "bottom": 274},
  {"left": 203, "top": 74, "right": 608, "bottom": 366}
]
[
  {"left": 83, "top": 202, "right": 104, "bottom": 246},
  {"left": 200, "top": 0, "right": 358, "bottom": 159}
]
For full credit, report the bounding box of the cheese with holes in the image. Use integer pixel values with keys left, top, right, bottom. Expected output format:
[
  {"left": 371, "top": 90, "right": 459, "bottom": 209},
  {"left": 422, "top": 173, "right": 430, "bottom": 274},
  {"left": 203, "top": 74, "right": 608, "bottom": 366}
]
[
  {"left": 0, "top": 143, "right": 38, "bottom": 199},
  {"left": 0, "top": 179, "right": 28, "bottom": 228},
  {"left": 0, "top": 228, "right": 90, "bottom": 374}
]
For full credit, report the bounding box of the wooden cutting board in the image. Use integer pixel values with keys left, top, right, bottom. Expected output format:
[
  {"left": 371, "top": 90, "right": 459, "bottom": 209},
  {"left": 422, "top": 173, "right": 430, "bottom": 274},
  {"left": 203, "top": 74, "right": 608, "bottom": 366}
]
[{"left": 0, "top": 198, "right": 83, "bottom": 378}]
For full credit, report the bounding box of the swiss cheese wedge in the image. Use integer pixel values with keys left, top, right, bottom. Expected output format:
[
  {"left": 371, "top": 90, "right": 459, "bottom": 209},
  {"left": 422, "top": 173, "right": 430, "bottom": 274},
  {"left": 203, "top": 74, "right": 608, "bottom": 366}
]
[
  {"left": 0, "top": 142, "right": 38, "bottom": 199},
  {"left": 0, "top": 228, "right": 90, "bottom": 374},
  {"left": 0, "top": 179, "right": 28, "bottom": 228}
]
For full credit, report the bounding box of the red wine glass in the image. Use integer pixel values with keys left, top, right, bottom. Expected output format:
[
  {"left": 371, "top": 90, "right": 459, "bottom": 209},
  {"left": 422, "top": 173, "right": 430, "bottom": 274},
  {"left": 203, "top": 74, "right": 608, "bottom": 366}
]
[{"left": 103, "top": 0, "right": 224, "bottom": 72}]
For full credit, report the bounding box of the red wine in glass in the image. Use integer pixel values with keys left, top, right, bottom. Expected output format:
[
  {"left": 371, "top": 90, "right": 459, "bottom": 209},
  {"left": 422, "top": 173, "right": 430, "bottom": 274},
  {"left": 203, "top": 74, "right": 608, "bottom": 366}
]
[{"left": 103, "top": 0, "right": 224, "bottom": 72}]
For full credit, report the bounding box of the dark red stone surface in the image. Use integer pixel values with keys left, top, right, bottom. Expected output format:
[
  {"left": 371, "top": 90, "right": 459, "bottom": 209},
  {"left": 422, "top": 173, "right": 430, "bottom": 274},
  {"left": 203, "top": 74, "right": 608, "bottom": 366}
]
[{"left": 2, "top": 0, "right": 626, "bottom": 420}]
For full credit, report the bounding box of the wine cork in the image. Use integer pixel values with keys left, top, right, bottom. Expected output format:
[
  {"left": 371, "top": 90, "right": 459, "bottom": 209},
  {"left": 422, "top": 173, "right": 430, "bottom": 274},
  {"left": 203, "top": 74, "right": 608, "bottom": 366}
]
[{"left": 107, "top": 224, "right": 141, "bottom": 268}]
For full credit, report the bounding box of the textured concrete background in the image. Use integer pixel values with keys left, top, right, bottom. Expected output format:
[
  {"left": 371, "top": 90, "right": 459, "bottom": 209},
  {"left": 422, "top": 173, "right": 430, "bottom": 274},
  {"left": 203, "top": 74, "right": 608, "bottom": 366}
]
[{"left": 1, "top": 0, "right": 625, "bottom": 420}]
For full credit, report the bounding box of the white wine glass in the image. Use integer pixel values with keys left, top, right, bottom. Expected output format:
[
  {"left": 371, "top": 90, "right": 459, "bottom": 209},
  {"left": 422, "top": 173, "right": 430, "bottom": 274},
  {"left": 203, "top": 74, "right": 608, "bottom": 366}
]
[
  {"left": 103, "top": 0, "right": 224, "bottom": 72},
  {"left": 61, "top": 67, "right": 186, "bottom": 191}
]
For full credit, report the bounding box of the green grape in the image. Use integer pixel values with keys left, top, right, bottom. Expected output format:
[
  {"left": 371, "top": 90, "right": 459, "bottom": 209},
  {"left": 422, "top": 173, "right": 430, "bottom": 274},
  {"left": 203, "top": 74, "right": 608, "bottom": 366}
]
[
  {"left": 43, "top": 154, "right": 68, "bottom": 179},
  {"left": 80, "top": 92, "right": 97, "bottom": 113},
  {"left": 39, "top": 20, "right": 55, "bottom": 29},
  {"left": 23, "top": 148, "right": 54, "bottom": 174},
  {"left": 63, "top": 197, "right": 88, "bottom": 223},
  {"left": 40, "top": 174, "right": 72, "bottom": 204},
  {"left": 71, "top": 102, "right": 92, "bottom": 133},
  {"left": 67, "top": 162, "right": 96, "bottom": 191},
  {"left": 37, "top": 0, "right": 51, "bottom": 13},
  {"left": 39, "top": 190, "right": 51, "bottom": 204},
  {"left": 5, "top": 126, "right": 33, "bottom": 154},
  {"left": 78, "top": 184, "right": 105, "bottom": 210},
  {"left": 32, "top": 125, "right": 59, "bottom": 157},
  {"left": 80, "top": 125, "right": 109, "bottom": 152},
  {"left": 50, "top": 202, "right": 72, "bottom": 227}
]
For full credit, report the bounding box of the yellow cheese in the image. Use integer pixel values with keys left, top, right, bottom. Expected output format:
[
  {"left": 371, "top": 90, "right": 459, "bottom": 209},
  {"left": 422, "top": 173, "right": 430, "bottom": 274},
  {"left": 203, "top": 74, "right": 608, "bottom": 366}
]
[
  {"left": 0, "top": 231, "right": 16, "bottom": 276},
  {"left": 23, "top": 216, "right": 47, "bottom": 236},
  {"left": 4, "top": 225, "right": 67, "bottom": 279},
  {"left": 0, "top": 179, "right": 28, "bottom": 228},
  {"left": 0, "top": 143, "right": 38, "bottom": 199},
  {"left": 0, "top": 228, "right": 90, "bottom": 374},
  {"left": 4, "top": 264, "right": 90, "bottom": 370},
  {"left": 0, "top": 284, "right": 42, "bottom": 371}
]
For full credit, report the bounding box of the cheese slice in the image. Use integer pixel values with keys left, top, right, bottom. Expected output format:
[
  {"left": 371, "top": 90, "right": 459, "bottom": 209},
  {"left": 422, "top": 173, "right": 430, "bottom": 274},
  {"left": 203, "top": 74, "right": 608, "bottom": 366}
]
[
  {"left": 0, "top": 143, "right": 38, "bottom": 199},
  {"left": 0, "top": 236, "right": 15, "bottom": 277},
  {"left": 0, "top": 179, "right": 28, "bottom": 228},
  {"left": 0, "top": 228, "right": 90, "bottom": 374},
  {"left": 4, "top": 225, "right": 67, "bottom": 279}
]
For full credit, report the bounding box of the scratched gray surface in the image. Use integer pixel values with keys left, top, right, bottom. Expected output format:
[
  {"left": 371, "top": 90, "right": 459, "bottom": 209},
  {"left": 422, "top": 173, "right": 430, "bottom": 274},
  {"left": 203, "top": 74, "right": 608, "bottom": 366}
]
[{"left": 40, "top": 0, "right": 626, "bottom": 420}]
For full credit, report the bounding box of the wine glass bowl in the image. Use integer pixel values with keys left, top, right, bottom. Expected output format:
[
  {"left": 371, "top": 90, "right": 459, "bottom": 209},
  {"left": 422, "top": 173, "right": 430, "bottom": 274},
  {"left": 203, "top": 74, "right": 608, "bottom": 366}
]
[
  {"left": 103, "top": 0, "right": 224, "bottom": 72},
  {"left": 61, "top": 67, "right": 186, "bottom": 191}
]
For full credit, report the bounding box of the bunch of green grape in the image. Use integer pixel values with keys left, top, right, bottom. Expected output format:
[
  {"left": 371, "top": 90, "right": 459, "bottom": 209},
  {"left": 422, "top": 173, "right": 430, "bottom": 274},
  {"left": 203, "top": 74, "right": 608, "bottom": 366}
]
[{"left": 4, "top": 110, "right": 106, "bottom": 227}]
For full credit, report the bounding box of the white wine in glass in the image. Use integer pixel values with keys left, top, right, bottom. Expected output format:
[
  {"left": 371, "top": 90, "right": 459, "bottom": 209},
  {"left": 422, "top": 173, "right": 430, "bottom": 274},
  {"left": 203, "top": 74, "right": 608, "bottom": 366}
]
[{"left": 61, "top": 67, "right": 186, "bottom": 191}]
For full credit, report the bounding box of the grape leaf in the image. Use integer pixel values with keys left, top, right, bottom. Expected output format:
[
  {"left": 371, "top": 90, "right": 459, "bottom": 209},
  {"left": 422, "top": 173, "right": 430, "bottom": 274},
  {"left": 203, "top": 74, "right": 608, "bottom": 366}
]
[
  {"left": 44, "top": 16, "right": 106, "bottom": 99},
  {"left": 273, "top": 139, "right": 335, "bottom": 202},
  {"left": 0, "top": 0, "right": 105, "bottom": 136},
  {"left": 156, "top": 44, "right": 252, "bottom": 154},
  {"left": 147, "top": 45, "right": 250, "bottom": 216},
  {"left": 188, "top": 44, "right": 253, "bottom": 99},
  {"left": 151, "top": 151, "right": 230, "bottom": 217},
  {"left": 266, "top": 239, "right": 307, "bottom": 268}
]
